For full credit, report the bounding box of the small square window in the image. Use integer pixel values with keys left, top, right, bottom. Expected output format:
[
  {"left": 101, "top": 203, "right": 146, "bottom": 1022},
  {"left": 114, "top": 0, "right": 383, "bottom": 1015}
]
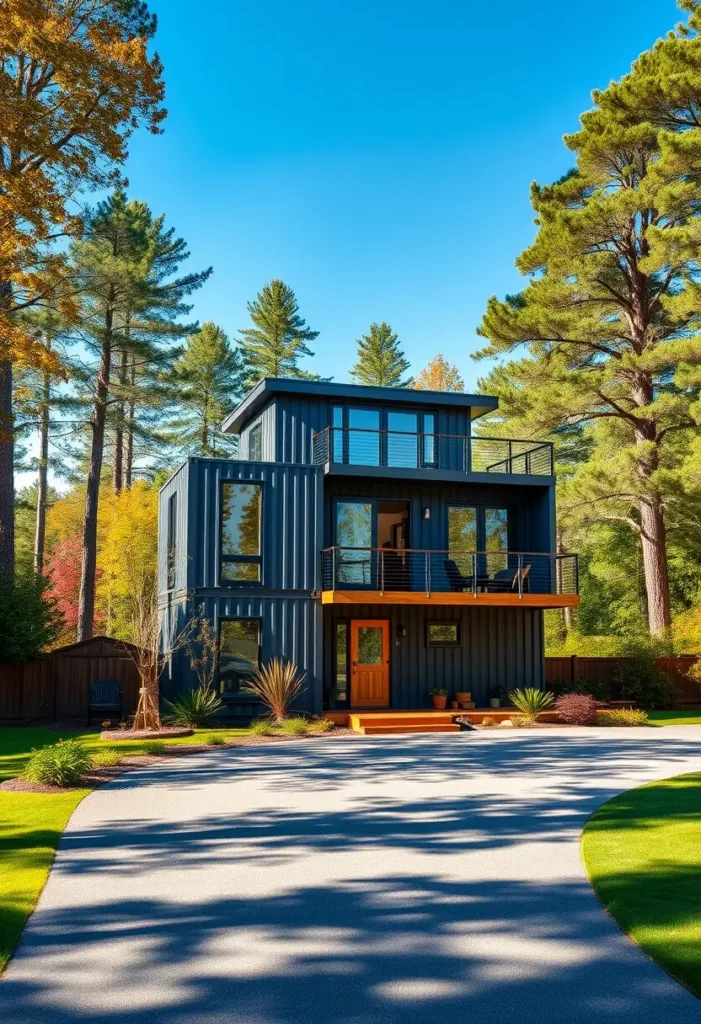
[{"left": 427, "top": 622, "right": 460, "bottom": 647}]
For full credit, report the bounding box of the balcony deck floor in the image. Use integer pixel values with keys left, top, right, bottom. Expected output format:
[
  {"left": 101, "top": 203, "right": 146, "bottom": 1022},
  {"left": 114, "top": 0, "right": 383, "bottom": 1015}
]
[{"left": 321, "top": 590, "right": 580, "bottom": 608}]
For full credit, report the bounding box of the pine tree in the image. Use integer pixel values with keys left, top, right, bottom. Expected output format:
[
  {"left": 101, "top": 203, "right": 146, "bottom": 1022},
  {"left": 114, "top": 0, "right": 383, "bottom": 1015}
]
[
  {"left": 349, "top": 322, "right": 412, "bottom": 387},
  {"left": 414, "top": 354, "right": 464, "bottom": 392},
  {"left": 239, "top": 279, "right": 319, "bottom": 385},
  {"left": 476, "top": 4, "right": 701, "bottom": 636},
  {"left": 164, "top": 322, "right": 246, "bottom": 457}
]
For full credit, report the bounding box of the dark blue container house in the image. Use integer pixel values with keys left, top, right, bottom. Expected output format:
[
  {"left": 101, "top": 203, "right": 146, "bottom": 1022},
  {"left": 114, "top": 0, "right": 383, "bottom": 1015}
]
[{"left": 158, "top": 379, "right": 579, "bottom": 719}]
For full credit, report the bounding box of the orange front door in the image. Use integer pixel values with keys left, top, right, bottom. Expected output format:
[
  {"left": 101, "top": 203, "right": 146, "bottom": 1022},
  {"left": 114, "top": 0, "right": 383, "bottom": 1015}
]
[{"left": 350, "top": 619, "right": 390, "bottom": 707}]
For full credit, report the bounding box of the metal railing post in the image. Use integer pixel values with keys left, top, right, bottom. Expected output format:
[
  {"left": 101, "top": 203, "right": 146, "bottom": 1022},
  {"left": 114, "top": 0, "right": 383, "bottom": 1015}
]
[
  {"left": 332, "top": 547, "right": 336, "bottom": 590},
  {"left": 425, "top": 552, "right": 430, "bottom": 597},
  {"left": 473, "top": 553, "right": 478, "bottom": 598},
  {"left": 379, "top": 549, "right": 385, "bottom": 596},
  {"left": 466, "top": 436, "right": 472, "bottom": 474},
  {"left": 518, "top": 554, "right": 523, "bottom": 598}
]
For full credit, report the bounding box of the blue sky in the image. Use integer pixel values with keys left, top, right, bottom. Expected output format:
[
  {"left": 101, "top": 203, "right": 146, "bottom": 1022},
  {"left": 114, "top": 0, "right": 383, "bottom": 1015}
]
[{"left": 122, "top": 0, "right": 679, "bottom": 390}]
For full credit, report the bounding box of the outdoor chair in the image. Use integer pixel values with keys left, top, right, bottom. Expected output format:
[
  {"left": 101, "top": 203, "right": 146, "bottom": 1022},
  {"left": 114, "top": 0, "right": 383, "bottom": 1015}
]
[
  {"left": 485, "top": 564, "right": 531, "bottom": 594},
  {"left": 444, "top": 559, "right": 474, "bottom": 592},
  {"left": 88, "top": 679, "right": 123, "bottom": 725}
]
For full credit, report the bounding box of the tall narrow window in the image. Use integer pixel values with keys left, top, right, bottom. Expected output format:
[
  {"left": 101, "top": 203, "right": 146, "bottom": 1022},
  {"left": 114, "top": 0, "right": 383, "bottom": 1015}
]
[
  {"left": 447, "top": 505, "right": 477, "bottom": 582},
  {"left": 485, "top": 507, "right": 509, "bottom": 574},
  {"left": 166, "top": 494, "right": 177, "bottom": 590},
  {"left": 423, "top": 413, "right": 436, "bottom": 467},
  {"left": 221, "top": 482, "right": 262, "bottom": 582},
  {"left": 219, "top": 619, "right": 260, "bottom": 695},
  {"left": 249, "top": 423, "right": 262, "bottom": 461},
  {"left": 335, "top": 500, "right": 373, "bottom": 585},
  {"left": 332, "top": 406, "right": 344, "bottom": 463},
  {"left": 348, "top": 408, "right": 380, "bottom": 465},
  {"left": 334, "top": 622, "right": 348, "bottom": 703},
  {"left": 387, "top": 411, "right": 418, "bottom": 468}
]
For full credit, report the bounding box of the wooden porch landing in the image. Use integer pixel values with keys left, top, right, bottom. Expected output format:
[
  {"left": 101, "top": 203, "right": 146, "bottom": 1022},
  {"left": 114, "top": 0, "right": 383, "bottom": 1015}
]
[{"left": 324, "top": 708, "right": 559, "bottom": 735}]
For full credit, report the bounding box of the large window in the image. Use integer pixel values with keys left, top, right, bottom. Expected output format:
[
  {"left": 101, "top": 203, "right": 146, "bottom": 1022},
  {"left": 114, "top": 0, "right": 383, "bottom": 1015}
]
[
  {"left": 448, "top": 505, "right": 477, "bottom": 551},
  {"left": 387, "top": 411, "right": 418, "bottom": 468},
  {"left": 348, "top": 408, "right": 380, "bottom": 465},
  {"left": 166, "top": 494, "right": 177, "bottom": 590},
  {"left": 485, "top": 507, "right": 509, "bottom": 573},
  {"left": 219, "top": 619, "right": 260, "bottom": 695},
  {"left": 221, "top": 482, "right": 262, "bottom": 583},
  {"left": 335, "top": 501, "right": 373, "bottom": 585}
]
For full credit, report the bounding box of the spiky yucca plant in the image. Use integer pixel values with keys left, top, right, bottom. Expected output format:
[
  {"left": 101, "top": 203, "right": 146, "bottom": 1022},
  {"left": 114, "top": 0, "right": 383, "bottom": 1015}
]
[
  {"left": 244, "top": 658, "right": 306, "bottom": 723},
  {"left": 509, "top": 688, "right": 555, "bottom": 722}
]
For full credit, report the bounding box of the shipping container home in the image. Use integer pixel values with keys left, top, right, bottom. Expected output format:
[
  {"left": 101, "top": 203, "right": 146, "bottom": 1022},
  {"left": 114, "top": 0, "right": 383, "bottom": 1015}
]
[{"left": 158, "top": 379, "right": 579, "bottom": 721}]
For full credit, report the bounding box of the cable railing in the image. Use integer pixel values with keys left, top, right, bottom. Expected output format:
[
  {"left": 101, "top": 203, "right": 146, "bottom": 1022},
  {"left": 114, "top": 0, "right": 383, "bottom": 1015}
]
[
  {"left": 321, "top": 548, "right": 578, "bottom": 598},
  {"left": 312, "top": 428, "right": 553, "bottom": 476}
]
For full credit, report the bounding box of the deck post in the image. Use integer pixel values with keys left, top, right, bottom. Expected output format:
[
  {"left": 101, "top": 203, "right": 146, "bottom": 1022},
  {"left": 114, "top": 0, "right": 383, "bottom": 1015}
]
[
  {"left": 380, "top": 548, "right": 385, "bottom": 596},
  {"left": 518, "top": 554, "right": 523, "bottom": 599},
  {"left": 473, "top": 553, "right": 478, "bottom": 598}
]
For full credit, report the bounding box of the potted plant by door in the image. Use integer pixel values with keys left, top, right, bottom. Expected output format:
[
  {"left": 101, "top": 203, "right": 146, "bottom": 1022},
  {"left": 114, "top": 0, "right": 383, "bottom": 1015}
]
[
  {"left": 489, "top": 686, "right": 501, "bottom": 709},
  {"left": 430, "top": 688, "right": 449, "bottom": 710}
]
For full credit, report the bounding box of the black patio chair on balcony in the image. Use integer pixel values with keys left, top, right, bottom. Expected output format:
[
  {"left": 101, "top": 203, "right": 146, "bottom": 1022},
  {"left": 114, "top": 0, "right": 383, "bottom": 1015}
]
[
  {"left": 485, "top": 565, "right": 531, "bottom": 594},
  {"left": 444, "top": 559, "right": 475, "bottom": 592}
]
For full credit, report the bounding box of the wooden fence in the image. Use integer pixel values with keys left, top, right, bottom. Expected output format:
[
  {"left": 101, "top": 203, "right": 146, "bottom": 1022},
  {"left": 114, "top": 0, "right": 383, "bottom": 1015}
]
[
  {"left": 545, "top": 655, "right": 701, "bottom": 703},
  {"left": 0, "top": 636, "right": 143, "bottom": 722}
]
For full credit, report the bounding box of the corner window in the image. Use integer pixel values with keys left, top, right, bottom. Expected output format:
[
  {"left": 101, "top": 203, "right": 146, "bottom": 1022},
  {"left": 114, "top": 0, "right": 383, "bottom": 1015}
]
[
  {"left": 221, "top": 481, "right": 262, "bottom": 583},
  {"left": 427, "top": 622, "right": 460, "bottom": 647},
  {"left": 219, "top": 619, "right": 260, "bottom": 695},
  {"left": 167, "top": 494, "right": 177, "bottom": 590},
  {"left": 249, "top": 423, "right": 262, "bottom": 461}
]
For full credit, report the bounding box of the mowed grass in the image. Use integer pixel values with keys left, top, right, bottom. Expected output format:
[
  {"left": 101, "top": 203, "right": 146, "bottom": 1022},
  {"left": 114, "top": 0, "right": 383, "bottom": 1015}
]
[
  {"left": 582, "top": 772, "right": 701, "bottom": 996},
  {"left": 0, "top": 725, "right": 248, "bottom": 973},
  {"left": 648, "top": 710, "right": 701, "bottom": 726}
]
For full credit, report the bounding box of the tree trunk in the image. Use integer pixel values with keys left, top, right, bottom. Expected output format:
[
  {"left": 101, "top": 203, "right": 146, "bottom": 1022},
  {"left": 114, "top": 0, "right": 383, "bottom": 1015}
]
[
  {"left": 77, "top": 303, "right": 113, "bottom": 641},
  {"left": 0, "top": 281, "right": 14, "bottom": 581},
  {"left": 33, "top": 365, "right": 50, "bottom": 574},
  {"left": 125, "top": 355, "right": 135, "bottom": 488},
  {"left": 639, "top": 495, "right": 671, "bottom": 636},
  {"left": 112, "top": 347, "right": 128, "bottom": 494}
]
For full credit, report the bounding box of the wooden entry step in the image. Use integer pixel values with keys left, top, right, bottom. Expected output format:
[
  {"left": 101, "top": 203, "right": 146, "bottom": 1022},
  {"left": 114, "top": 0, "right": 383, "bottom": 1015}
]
[{"left": 348, "top": 712, "right": 461, "bottom": 735}]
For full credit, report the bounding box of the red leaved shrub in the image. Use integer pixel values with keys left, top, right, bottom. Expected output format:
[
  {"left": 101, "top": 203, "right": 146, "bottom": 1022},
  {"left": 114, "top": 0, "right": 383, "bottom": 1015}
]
[{"left": 555, "top": 693, "right": 598, "bottom": 726}]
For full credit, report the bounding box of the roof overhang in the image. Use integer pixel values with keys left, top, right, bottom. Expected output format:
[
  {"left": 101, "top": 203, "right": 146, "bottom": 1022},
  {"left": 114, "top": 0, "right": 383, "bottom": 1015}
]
[{"left": 222, "top": 378, "right": 499, "bottom": 434}]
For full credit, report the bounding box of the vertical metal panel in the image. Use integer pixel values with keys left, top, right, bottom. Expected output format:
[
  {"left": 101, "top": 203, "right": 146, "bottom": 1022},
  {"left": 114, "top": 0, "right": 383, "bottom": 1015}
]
[
  {"left": 164, "top": 594, "right": 323, "bottom": 718},
  {"left": 157, "top": 461, "right": 190, "bottom": 597},
  {"left": 323, "top": 604, "right": 544, "bottom": 708},
  {"left": 238, "top": 401, "right": 275, "bottom": 461}
]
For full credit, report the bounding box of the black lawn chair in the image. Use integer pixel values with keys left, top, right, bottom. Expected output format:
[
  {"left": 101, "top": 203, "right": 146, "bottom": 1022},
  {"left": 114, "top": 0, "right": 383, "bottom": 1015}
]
[
  {"left": 88, "top": 679, "right": 123, "bottom": 725},
  {"left": 444, "top": 559, "right": 474, "bottom": 592}
]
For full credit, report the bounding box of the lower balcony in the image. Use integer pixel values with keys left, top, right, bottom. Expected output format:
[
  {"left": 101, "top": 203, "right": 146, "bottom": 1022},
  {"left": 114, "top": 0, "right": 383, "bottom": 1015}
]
[{"left": 320, "top": 547, "right": 579, "bottom": 607}]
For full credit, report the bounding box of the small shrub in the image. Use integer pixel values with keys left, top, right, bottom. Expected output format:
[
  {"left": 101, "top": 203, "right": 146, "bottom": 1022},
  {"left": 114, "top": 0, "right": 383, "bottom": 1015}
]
[
  {"left": 244, "top": 658, "right": 306, "bottom": 723},
  {"left": 119, "top": 720, "right": 128, "bottom": 731},
  {"left": 481, "top": 717, "right": 497, "bottom": 728},
  {"left": 308, "top": 717, "right": 334, "bottom": 732},
  {"left": 165, "top": 687, "right": 223, "bottom": 727},
  {"left": 279, "top": 717, "right": 309, "bottom": 735},
  {"left": 250, "top": 718, "right": 275, "bottom": 736},
  {"left": 91, "top": 749, "right": 123, "bottom": 767},
  {"left": 101, "top": 720, "right": 113, "bottom": 730},
  {"left": 555, "top": 693, "right": 599, "bottom": 726},
  {"left": 203, "top": 732, "right": 227, "bottom": 746},
  {"left": 596, "top": 709, "right": 649, "bottom": 727},
  {"left": 510, "top": 715, "right": 530, "bottom": 728},
  {"left": 509, "top": 688, "right": 555, "bottom": 722},
  {"left": 24, "top": 740, "right": 92, "bottom": 787},
  {"left": 143, "top": 739, "right": 167, "bottom": 755}
]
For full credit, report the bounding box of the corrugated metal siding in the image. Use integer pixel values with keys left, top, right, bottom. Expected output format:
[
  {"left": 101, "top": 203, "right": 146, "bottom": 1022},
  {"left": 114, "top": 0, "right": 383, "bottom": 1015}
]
[
  {"left": 238, "top": 401, "right": 276, "bottom": 461},
  {"left": 187, "top": 459, "right": 322, "bottom": 591},
  {"left": 324, "top": 604, "right": 544, "bottom": 709},
  {"left": 163, "top": 595, "right": 322, "bottom": 718},
  {"left": 157, "top": 462, "right": 190, "bottom": 598},
  {"left": 325, "top": 477, "right": 552, "bottom": 553},
  {"left": 278, "top": 396, "right": 328, "bottom": 463}
]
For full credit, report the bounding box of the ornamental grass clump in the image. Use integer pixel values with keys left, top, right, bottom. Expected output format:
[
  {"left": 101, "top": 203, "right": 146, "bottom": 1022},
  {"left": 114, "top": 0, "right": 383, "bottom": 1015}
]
[
  {"left": 279, "top": 717, "right": 310, "bottom": 736},
  {"left": 509, "top": 688, "right": 555, "bottom": 722},
  {"left": 249, "top": 718, "right": 275, "bottom": 736},
  {"left": 309, "top": 717, "right": 334, "bottom": 733},
  {"left": 244, "top": 658, "right": 306, "bottom": 724},
  {"left": 24, "top": 740, "right": 92, "bottom": 787},
  {"left": 91, "top": 749, "right": 123, "bottom": 768},
  {"left": 143, "top": 739, "right": 167, "bottom": 755},
  {"left": 596, "top": 709, "right": 649, "bottom": 727},
  {"left": 555, "top": 693, "right": 599, "bottom": 726},
  {"left": 165, "top": 687, "right": 223, "bottom": 727},
  {"left": 203, "top": 733, "right": 227, "bottom": 746}
]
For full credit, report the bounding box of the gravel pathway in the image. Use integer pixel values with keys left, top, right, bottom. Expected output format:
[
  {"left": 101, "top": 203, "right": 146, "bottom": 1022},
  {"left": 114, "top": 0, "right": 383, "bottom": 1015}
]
[{"left": 2, "top": 727, "right": 701, "bottom": 1023}]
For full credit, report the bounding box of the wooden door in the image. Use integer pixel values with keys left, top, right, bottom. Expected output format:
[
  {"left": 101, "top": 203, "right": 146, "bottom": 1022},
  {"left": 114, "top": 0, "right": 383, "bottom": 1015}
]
[{"left": 350, "top": 620, "right": 390, "bottom": 707}]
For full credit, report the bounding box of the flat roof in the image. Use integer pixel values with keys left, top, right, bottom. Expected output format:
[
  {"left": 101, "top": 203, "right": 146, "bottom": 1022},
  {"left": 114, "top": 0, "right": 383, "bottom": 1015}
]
[{"left": 222, "top": 378, "right": 499, "bottom": 433}]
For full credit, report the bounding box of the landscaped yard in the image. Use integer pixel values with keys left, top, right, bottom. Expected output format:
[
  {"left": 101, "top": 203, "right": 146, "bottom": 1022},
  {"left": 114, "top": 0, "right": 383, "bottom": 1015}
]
[
  {"left": 0, "top": 725, "right": 249, "bottom": 973},
  {"left": 647, "top": 710, "right": 701, "bottom": 726},
  {"left": 582, "top": 771, "right": 701, "bottom": 997}
]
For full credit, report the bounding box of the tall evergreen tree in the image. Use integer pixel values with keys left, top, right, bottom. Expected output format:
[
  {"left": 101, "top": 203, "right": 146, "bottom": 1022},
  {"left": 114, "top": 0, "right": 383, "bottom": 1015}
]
[
  {"left": 414, "top": 354, "right": 464, "bottom": 392},
  {"left": 239, "top": 279, "right": 319, "bottom": 385},
  {"left": 69, "top": 192, "right": 210, "bottom": 640},
  {"left": 164, "top": 322, "right": 246, "bottom": 457},
  {"left": 476, "top": 3, "right": 701, "bottom": 636},
  {"left": 349, "top": 322, "right": 412, "bottom": 387}
]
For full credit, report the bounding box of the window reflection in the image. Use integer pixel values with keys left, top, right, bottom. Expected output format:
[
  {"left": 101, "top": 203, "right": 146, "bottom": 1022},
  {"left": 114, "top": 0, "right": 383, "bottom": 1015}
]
[
  {"left": 336, "top": 501, "right": 372, "bottom": 584},
  {"left": 348, "top": 408, "right": 380, "bottom": 465},
  {"left": 219, "top": 619, "right": 260, "bottom": 695},
  {"left": 221, "top": 482, "right": 261, "bottom": 583},
  {"left": 387, "top": 411, "right": 418, "bottom": 468}
]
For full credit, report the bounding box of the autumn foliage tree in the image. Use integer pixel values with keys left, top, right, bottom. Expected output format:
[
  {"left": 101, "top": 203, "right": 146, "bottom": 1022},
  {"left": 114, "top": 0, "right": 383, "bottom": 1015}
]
[
  {"left": 414, "top": 354, "right": 465, "bottom": 392},
  {"left": 0, "top": 0, "right": 166, "bottom": 580}
]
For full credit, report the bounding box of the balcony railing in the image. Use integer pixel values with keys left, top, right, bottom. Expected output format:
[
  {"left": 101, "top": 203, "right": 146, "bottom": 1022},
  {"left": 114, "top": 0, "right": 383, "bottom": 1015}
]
[
  {"left": 312, "top": 428, "right": 553, "bottom": 476},
  {"left": 321, "top": 548, "right": 578, "bottom": 598}
]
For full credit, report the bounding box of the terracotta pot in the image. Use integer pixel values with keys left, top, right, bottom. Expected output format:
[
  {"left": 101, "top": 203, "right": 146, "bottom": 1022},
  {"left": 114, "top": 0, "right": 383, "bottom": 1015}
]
[
  {"left": 458, "top": 700, "right": 470, "bottom": 710},
  {"left": 455, "top": 692, "right": 471, "bottom": 702},
  {"left": 449, "top": 701, "right": 459, "bottom": 709},
  {"left": 432, "top": 695, "right": 448, "bottom": 710}
]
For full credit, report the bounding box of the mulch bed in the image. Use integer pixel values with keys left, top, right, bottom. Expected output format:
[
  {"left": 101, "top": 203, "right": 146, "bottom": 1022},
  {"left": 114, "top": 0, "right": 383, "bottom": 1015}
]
[{"left": 100, "top": 727, "right": 193, "bottom": 741}]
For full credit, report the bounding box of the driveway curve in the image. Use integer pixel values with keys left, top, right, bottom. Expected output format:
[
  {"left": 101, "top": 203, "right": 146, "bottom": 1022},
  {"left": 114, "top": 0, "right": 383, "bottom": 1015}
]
[{"left": 2, "top": 727, "right": 701, "bottom": 1023}]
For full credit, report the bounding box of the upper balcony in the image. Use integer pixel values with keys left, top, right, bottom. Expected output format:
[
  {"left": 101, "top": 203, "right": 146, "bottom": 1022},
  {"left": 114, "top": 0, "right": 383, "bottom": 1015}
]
[{"left": 312, "top": 428, "right": 554, "bottom": 481}]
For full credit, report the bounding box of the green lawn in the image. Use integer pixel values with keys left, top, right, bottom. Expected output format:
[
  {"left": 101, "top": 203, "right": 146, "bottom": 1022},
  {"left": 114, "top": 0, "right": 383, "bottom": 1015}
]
[
  {"left": 582, "top": 772, "right": 701, "bottom": 997},
  {"left": 0, "top": 725, "right": 248, "bottom": 973},
  {"left": 648, "top": 710, "right": 701, "bottom": 726}
]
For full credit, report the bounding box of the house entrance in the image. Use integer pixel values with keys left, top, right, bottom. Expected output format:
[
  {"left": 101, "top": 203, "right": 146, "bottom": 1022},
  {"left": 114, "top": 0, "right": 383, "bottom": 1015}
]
[{"left": 350, "top": 619, "right": 390, "bottom": 707}]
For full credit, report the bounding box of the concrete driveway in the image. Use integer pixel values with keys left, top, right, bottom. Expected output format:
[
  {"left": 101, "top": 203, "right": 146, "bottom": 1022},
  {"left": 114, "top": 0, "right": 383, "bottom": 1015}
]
[{"left": 2, "top": 727, "right": 701, "bottom": 1023}]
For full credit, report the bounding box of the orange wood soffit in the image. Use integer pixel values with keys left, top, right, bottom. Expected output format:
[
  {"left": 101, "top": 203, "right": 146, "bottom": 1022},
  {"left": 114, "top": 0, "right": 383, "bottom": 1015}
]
[{"left": 321, "top": 590, "right": 580, "bottom": 608}]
